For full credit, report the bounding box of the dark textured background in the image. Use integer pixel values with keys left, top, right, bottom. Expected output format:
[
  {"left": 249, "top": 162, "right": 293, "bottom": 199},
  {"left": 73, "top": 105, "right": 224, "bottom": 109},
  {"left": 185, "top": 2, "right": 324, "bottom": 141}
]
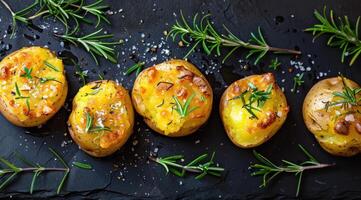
[{"left": 0, "top": 0, "right": 360, "bottom": 199}]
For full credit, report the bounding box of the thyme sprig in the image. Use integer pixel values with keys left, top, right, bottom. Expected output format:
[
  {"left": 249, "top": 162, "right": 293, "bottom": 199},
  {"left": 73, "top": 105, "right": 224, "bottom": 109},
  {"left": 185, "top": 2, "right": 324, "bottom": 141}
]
[
  {"left": 306, "top": 7, "right": 361, "bottom": 66},
  {"left": 0, "top": 0, "right": 109, "bottom": 38},
  {"left": 231, "top": 83, "right": 273, "bottom": 119},
  {"left": 168, "top": 12, "right": 301, "bottom": 64},
  {"left": 55, "top": 29, "right": 121, "bottom": 65},
  {"left": 125, "top": 62, "right": 145, "bottom": 76},
  {"left": 173, "top": 93, "right": 199, "bottom": 118},
  {"left": 292, "top": 73, "right": 304, "bottom": 92},
  {"left": 325, "top": 76, "right": 361, "bottom": 110},
  {"left": 149, "top": 152, "right": 224, "bottom": 179},
  {"left": 250, "top": 144, "right": 334, "bottom": 197},
  {"left": 0, "top": 148, "right": 69, "bottom": 194}
]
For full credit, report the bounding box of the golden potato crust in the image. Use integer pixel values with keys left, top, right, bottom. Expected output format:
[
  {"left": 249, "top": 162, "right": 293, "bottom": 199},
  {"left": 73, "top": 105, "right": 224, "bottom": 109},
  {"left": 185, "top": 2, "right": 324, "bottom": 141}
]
[
  {"left": 0, "top": 46, "right": 68, "bottom": 127},
  {"left": 68, "top": 80, "right": 134, "bottom": 157},
  {"left": 303, "top": 77, "right": 361, "bottom": 156},
  {"left": 220, "top": 73, "right": 289, "bottom": 148},
  {"left": 132, "top": 59, "right": 213, "bottom": 137}
]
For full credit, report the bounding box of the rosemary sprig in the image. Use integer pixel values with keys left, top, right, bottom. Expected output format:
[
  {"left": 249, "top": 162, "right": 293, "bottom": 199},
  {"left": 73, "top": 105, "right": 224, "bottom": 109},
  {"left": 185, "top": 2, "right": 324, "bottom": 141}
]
[
  {"left": 84, "top": 112, "right": 111, "bottom": 133},
  {"left": 0, "top": 148, "right": 70, "bottom": 194},
  {"left": 168, "top": 12, "right": 301, "bottom": 64},
  {"left": 149, "top": 152, "right": 224, "bottom": 179},
  {"left": 269, "top": 57, "right": 281, "bottom": 70},
  {"left": 231, "top": 83, "right": 273, "bottom": 119},
  {"left": 173, "top": 93, "right": 199, "bottom": 118},
  {"left": 1, "top": 0, "right": 109, "bottom": 37},
  {"left": 20, "top": 66, "right": 33, "bottom": 79},
  {"left": 306, "top": 7, "right": 361, "bottom": 66},
  {"left": 55, "top": 29, "right": 121, "bottom": 65},
  {"left": 292, "top": 73, "right": 304, "bottom": 92},
  {"left": 125, "top": 62, "right": 145, "bottom": 76},
  {"left": 325, "top": 76, "right": 361, "bottom": 110},
  {"left": 250, "top": 144, "right": 334, "bottom": 197}
]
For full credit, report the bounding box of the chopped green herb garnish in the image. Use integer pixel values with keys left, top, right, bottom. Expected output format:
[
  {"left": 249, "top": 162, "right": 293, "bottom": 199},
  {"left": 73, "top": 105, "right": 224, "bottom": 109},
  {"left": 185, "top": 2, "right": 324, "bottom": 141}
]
[
  {"left": 20, "top": 66, "right": 32, "bottom": 79},
  {"left": 44, "top": 61, "right": 59, "bottom": 72},
  {"left": 231, "top": 83, "right": 273, "bottom": 119},
  {"left": 39, "top": 77, "right": 62, "bottom": 84},
  {"left": 84, "top": 112, "right": 111, "bottom": 133},
  {"left": 173, "top": 93, "right": 199, "bottom": 118}
]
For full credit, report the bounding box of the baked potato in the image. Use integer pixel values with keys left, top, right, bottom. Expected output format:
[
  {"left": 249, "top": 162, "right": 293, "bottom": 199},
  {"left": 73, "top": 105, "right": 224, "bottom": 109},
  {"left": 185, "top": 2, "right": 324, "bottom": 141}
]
[
  {"left": 68, "top": 80, "right": 134, "bottom": 157},
  {"left": 303, "top": 76, "right": 361, "bottom": 156},
  {"left": 220, "top": 73, "right": 289, "bottom": 148},
  {"left": 132, "top": 59, "right": 213, "bottom": 137},
  {"left": 0, "top": 46, "right": 68, "bottom": 127}
]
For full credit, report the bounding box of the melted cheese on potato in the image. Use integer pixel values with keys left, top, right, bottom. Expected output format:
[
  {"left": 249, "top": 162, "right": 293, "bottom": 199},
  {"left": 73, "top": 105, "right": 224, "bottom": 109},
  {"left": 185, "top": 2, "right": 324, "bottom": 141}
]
[
  {"left": 68, "top": 80, "right": 134, "bottom": 157},
  {"left": 220, "top": 73, "right": 289, "bottom": 148},
  {"left": 0, "top": 46, "right": 67, "bottom": 127},
  {"left": 132, "top": 60, "right": 213, "bottom": 137},
  {"left": 303, "top": 77, "right": 361, "bottom": 156}
]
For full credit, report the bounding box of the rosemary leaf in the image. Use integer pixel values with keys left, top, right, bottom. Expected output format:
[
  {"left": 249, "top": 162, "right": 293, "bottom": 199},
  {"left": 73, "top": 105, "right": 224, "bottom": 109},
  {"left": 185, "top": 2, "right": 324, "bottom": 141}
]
[{"left": 72, "top": 161, "right": 92, "bottom": 170}]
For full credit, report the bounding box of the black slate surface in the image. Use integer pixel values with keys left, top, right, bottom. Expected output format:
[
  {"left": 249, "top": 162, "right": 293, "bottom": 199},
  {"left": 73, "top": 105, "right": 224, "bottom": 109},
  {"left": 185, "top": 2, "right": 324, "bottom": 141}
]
[{"left": 0, "top": 0, "right": 360, "bottom": 199}]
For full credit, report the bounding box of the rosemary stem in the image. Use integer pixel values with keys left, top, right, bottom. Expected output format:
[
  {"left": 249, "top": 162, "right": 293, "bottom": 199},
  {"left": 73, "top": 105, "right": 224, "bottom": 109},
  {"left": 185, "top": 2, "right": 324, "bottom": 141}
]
[
  {"left": 150, "top": 157, "right": 224, "bottom": 173},
  {"left": 200, "top": 30, "right": 301, "bottom": 55}
]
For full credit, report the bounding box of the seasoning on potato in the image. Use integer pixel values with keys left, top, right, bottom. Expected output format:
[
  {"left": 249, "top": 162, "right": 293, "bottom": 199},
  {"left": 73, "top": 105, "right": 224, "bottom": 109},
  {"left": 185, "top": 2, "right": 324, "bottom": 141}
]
[
  {"left": 132, "top": 59, "right": 213, "bottom": 137},
  {"left": 68, "top": 80, "right": 134, "bottom": 157},
  {"left": 0, "top": 46, "right": 68, "bottom": 127},
  {"left": 220, "top": 73, "right": 289, "bottom": 148},
  {"left": 303, "top": 76, "right": 361, "bottom": 156}
]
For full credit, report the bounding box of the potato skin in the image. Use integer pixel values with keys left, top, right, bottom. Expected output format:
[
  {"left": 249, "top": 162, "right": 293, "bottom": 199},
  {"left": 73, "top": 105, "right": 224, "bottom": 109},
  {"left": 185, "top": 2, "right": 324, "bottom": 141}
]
[
  {"left": 303, "top": 77, "right": 361, "bottom": 157},
  {"left": 0, "top": 46, "right": 68, "bottom": 127},
  {"left": 220, "top": 73, "right": 289, "bottom": 148},
  {"left": 132, "top": 59, "right": 213, "bottom": 137},
  {"left": 68, "top": 80, "right": 134, "bottom": 157}
]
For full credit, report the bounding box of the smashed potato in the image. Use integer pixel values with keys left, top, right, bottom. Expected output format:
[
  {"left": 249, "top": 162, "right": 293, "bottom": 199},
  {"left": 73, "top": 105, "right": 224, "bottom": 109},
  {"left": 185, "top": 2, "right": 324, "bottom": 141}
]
[
  {"left": 68, "top": 80, "right": 134, "bottom": 157},
  {"left": 303, "top": 76, "right": 361, "bottom": 156},
  {"left": 220, "top": 73, "right": 289, "bottom": 148},
  {"left": 0, "top": 46, "right": 68, "bottom": 127},
  {"left": 132, "top": 59, "right": 213, "bottom": 137}
]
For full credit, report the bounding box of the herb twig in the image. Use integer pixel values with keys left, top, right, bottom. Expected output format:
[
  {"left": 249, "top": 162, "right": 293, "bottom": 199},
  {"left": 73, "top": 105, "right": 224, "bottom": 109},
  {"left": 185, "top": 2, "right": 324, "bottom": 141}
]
[
  {"left": 0, "top": 148, "right": 70, "bottom": 194},
  {"left": 306, "top": 7, "right": 361, "bottom": 66},
  {"left": 250, "top": 144, "right": 334, "bottom": 197},
  {"left": 269, "top": 57, "right": 281, "bottom": 70},
  {"left": 231, "top": 82, "right": 273, "bottom": 119},
  {"left": 325, "top": 76, "right": 361, "bottom": 110},
  {"left": 149, "top": 152, "right": 224, "bottom": 179},
  {"left": 169, "top": 12, "right": 301, "bottom": 64},
  {"left": 125, "top": 62, "right": 145, "bottom": 76},
  {"left": 173, "top": 93, "right": 199, "bottom": 118},
  {"left": 292, "top": 73, "right": 304, "bottom": 92},
  {"left": 55, "top": 29, "right": 121, "bottom": 65}
]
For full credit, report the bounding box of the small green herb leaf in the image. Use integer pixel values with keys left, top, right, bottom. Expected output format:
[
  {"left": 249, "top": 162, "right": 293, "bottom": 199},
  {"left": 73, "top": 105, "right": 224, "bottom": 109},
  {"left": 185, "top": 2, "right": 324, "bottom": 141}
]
[
  {"left": 44, "top": 61, "right": 59, "bottom": 72},
  {"left": 72, "top": 161, "right": 92, "bottom": 170},
  {"left": 173, "top": 93, "right": 199, "bottom": 118},
  {"left": 125, "top": 62, "right": 145, "bottom": 76},
  {"left": 20, "top": 66, "right": 32, "bottom": 79}
]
